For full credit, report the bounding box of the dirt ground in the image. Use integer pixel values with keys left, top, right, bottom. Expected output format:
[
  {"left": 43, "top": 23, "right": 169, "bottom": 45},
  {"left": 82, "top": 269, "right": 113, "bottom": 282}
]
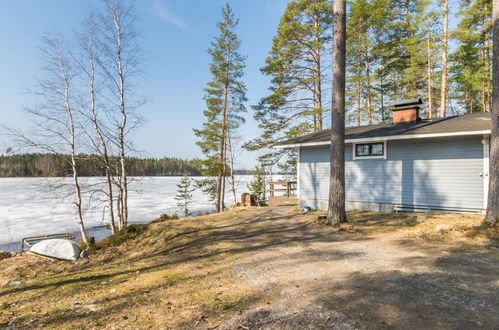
[{"left": 0, "top": 206, "right": 498, "bottom": 329}]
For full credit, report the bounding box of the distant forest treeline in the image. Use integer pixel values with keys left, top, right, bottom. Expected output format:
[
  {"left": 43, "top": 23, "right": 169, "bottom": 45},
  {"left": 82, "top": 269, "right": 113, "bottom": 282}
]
[{"left": 0, "top": 154, "right": 230, "bottom": 177}]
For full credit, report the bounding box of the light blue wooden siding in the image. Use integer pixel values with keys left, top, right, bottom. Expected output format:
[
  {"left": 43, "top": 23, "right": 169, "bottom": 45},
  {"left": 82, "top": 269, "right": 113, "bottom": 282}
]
[{"left": 299, "top": 136, "right": 484, "bottom": 210}]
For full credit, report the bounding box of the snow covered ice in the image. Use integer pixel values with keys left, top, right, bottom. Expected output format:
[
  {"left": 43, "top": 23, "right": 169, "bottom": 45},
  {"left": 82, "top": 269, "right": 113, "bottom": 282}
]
[{"left": 0, "top": 176, "right": 253, "bottom": 246}]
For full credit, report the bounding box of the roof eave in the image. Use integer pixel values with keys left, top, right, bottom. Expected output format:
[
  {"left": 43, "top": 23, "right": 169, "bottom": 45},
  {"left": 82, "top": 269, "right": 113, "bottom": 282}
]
[{"left": 273, "top": 130, "right": 491, "bottom": 148}]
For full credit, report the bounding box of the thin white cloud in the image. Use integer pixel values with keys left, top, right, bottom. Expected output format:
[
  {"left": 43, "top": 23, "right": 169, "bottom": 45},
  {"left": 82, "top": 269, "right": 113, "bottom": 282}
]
[{"left": 153, "top": 2, "right": 187, "bottom": 29}]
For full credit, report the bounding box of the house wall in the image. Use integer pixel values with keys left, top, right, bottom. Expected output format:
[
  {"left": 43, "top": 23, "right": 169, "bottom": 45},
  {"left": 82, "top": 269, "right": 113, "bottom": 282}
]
[{"left": 298, "top": 136, "right": 485, "bottom": 213}]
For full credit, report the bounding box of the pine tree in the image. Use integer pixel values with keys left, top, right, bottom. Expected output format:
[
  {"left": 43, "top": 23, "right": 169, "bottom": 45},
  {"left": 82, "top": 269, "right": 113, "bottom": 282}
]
[
  {"left": 450, "top": 0, "right": 492, "bottom": 114},
  {"left": 248, "top": 164, "right": 266, "bottom": 204},
  {"left": 328, "top": 0, "right": 347, "bottom": 225},
  {"left": 373, "top": 0, "right": 436, "bottom": 101},
  {"left": 175, "top": 175, "right": 195, "bottom": 217},
  {"left": 440, "top": 0, "right": 449, "bottom": 117},
  {"left": 424, "top": 10, "right": 441, "bottom": 119},
  {"left": 194, "top": 3, "right": 246, "bottom": 212},
  {"left": 485, "top": 0, "right": 498, "bottom": 226},
  {"left": 346, "top": 0, "right": 392, "bottom": 125},
  {"left": 245, "top": 0, "right": 332, "bottom": 175},
  {"left": 345, "top": 0, "right": 440, "bottom": 125}
]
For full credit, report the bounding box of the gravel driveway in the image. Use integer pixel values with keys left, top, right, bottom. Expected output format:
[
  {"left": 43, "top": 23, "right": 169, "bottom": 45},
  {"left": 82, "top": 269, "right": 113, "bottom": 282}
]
[{"left": 225, "top": 207, "right": 499, "bottom": 329}]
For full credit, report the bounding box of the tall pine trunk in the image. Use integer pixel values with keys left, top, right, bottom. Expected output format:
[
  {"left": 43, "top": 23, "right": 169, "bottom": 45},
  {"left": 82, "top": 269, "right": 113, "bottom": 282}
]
[
  {"left": 327, "top": 0, "right": 347, "bottom": 225},
  {"left": 217, "top": 104, "right": 226, "bottom": 212},
  {"left": 218, "top": 49, "right": 231, "bottom": 213},
  {"left": 484, "top": 34, "right": 492, "bottom": 112},
  {"left": 440, "top": 0, "right": 449, "bottom": 117},
  {"left": 427, "top": 28, "right": 434, "bottom": 119},
  {"left": 228, "top": 137, "right": 238, "bottom": 204},
  {"left": 364, "top": 46, "right": 373, "bottom": 125},
  {"left": 314, "top": 13, "right": 323, "bottom": 130},
  {"left": 356, "top": 54, "right": 362, "bottom": 126},
  {"left": 485, "top": 0, "right": 499, "bottom": 225}
]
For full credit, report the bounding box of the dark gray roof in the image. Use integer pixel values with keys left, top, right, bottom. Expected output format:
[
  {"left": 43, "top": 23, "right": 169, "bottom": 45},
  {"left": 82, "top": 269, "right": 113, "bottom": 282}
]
[
  {"left": 275, "top": 112, "right": 491, "bottom": 147},
  {"left": 391, "top": 97, "right": 423, "bottom": 108}
]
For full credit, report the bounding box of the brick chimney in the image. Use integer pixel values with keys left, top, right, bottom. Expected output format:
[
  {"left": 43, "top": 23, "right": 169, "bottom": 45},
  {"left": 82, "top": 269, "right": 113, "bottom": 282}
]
[{"left": 391, "top": 97, "right": 422, "bottom": 124}]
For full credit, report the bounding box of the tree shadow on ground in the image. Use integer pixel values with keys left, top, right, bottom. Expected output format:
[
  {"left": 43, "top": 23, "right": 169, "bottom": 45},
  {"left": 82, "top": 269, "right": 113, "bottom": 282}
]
[
  {"left": 0, "top": 208, "right": 370, "bottom": 299},
  {"left": 231, "top": 260, "right": 499, "bottom": 329},
  {"left": 4, "top": 206, "right": 497, "bottom": 329},
  {"left": 0, "top": 208, "right": 438, "bottom": 300},
  {"left": 347, "top": 211, "right": 422, "bottom": 229},
  {"left": 305, "top": 240, "right": 499, "bottom": 329}
]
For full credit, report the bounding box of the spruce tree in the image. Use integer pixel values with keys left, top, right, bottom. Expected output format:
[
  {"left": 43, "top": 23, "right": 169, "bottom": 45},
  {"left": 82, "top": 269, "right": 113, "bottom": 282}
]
[
  {"left": 175, "top": 175, "right": 195, "bottom": 217},
  {"left": 248, "top": 164, "right": 266, "bottom": 204},
  {"left": 194, "top": 3, "right": 246, "bottom": 212}
]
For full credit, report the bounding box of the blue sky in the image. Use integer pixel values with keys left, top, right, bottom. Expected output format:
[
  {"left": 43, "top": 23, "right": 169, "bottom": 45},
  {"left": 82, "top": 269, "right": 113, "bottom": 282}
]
[
  {"left": 0, "top": 0, "right": 461, "bottom": 168},
  {"left": 0, "top": 0, "right": 289, "bottom": 168}
]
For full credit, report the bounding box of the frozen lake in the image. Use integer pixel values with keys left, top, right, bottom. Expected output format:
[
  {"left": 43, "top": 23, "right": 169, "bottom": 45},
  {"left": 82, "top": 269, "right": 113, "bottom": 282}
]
[{"left": 0, "top": 176, "right": 253, "bottom": 249}]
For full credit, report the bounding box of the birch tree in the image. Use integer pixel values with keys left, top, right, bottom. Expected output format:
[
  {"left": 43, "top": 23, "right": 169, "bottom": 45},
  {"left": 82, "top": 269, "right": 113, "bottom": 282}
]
[
  {"left": 14, "top": 36, "right": 91, "bottom": 246},
  {"left": 76, "top": 14, "right": 118, "bottom": 233},
  {"left": 98, "top": 0, "right": 143, "bottom": 228}
]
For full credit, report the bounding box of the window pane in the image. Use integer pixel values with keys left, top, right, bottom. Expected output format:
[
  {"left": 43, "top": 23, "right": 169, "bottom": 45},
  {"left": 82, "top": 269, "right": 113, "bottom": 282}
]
[
  {"left": 356, "top": 145, "right": 369, "bottom": 156},
  {"left": 371, "top": 143, "right": 384, "bottom": 155}
]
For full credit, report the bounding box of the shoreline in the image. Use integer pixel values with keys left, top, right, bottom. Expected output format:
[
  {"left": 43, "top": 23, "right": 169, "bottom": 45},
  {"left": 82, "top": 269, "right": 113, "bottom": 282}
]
[
  {"left": 0, "top": 226, "right": 112, "bottom": 253},
  {"left": 0, "top": 174, "right": 253, "bottom": 179},
  {"left": 0, "top": 175, "right": 256, "bottom": 252},
  {"left": 0, "top": 208, "right": 217, "bottom": 253}
]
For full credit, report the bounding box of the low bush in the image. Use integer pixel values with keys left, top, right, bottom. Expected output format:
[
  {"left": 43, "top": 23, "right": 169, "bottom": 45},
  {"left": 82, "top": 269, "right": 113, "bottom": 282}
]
[
  {"left": 0, "top": 250, "right": 13, "bottom": 261},
  {"left": 83, "top": 213, "right": 180, "bottom": 252},
  {"left": 95, "top": 224, "right": 149, "bottom": 250},
  {"left": 151, "top": 213, "right": 179, "bottom": 224}
]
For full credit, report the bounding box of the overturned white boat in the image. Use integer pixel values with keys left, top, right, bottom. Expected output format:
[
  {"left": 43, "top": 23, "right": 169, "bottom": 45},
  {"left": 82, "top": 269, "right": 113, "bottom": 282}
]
[{"left": 29, "top": 239, "right": 81, "bottom": 261}]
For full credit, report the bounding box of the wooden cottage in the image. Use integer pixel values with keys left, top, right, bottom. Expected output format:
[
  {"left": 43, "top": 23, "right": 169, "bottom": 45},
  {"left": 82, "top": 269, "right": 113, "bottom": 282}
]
[{"left": 275, "top": 99, "right": 491, "bottom": 213}]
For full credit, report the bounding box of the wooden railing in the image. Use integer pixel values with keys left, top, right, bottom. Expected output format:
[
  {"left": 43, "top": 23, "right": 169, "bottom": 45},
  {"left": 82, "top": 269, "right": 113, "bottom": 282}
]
[{"left": 269, "top": 181, "right": 297, "bottom": 198}]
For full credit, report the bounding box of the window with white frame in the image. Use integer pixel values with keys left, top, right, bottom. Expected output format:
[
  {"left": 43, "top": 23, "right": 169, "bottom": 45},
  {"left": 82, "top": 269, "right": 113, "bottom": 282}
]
[{"left": 353, "top": 142, "right": 386, "bottom": 160}]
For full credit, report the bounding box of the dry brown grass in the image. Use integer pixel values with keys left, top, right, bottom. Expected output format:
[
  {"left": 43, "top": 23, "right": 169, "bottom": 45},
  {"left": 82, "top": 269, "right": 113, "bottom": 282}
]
[
  {"left": 0, "top": 206, "right": 497, "bottom": 329},
  {"left": 0, "top": 207, "right": 282, "bottom": 328}
]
